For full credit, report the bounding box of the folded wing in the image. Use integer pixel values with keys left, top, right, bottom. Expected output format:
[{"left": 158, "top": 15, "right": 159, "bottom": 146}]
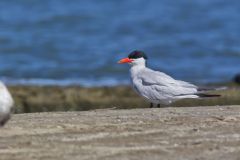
[{"left": 138, "top": 69, "right": 198, "bottom": 97}]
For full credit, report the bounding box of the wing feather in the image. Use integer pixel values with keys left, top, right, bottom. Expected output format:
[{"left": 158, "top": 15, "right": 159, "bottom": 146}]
[{"left": 138, "top": 69, "right": 197, "bottom": 96}]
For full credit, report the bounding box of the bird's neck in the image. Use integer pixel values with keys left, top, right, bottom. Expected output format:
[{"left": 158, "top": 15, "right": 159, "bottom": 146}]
[{"left": 130, "top": 64, "right": 146, "bottom": 76}]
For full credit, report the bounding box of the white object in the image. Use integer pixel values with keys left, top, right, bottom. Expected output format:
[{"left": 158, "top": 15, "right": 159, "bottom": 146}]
[{"left": 0, "top": 81, "right": 14, "bottom": 126}]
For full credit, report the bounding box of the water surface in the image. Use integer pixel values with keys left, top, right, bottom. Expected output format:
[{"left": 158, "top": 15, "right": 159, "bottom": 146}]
[{"left": 0, "top": 0, "right": 239, "bottom": 86}]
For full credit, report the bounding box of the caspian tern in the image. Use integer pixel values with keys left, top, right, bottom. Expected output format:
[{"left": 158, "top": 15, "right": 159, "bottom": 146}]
[
  {"left": 118, "top": 50, "right": 220, "bottom": 108},
  {"left": 0, "top": 81, "right": 14, "bottom": 126}
]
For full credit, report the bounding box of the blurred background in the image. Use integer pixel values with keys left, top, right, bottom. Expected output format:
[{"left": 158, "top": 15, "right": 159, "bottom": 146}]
[
  {"left": 1, "top": 0, "right": 240, "bottom": 113},
  {"left": 0, "top": 0, "right": 240, "bottom": 86}
]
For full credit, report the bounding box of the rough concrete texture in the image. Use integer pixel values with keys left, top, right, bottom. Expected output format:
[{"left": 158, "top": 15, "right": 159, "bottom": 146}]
[{"left": 0, "top": 105, "right": 240, "bottom": 160}]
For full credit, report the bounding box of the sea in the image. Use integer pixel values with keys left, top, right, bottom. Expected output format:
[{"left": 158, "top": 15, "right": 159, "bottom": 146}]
[{"left": 0, "top": 0, "right": 240, "bottom": 86}]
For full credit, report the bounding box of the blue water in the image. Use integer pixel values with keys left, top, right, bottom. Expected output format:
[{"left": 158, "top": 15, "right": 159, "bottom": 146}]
[{"left": 0, "top": 0, "right": 240, "bottom": 86}]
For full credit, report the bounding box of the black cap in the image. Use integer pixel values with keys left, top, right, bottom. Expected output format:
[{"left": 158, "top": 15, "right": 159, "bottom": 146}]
[{"left": 128, "top": 50, "right": 148, "bottom": 60}]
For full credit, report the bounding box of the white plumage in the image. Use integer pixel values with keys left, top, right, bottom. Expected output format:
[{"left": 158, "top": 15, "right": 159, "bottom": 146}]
[{"left": 0, "top": 81, "right": 14, "bottom": 126}]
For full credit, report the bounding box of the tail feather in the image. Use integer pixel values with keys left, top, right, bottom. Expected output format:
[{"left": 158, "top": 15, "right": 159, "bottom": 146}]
[
  {"left": 196, "top": 93, "right": 221, "bottom": 98},
  {"left": 197, "top": 86, "right": 227, "bottom": 92}
]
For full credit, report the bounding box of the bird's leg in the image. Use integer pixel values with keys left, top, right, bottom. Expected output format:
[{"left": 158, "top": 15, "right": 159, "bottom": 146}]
[
  {"left": 157, "top": 104, "right": 161, "bottom": 108},
  {"left": 150, "top": 103, "right": 153, "bottom": 108}
]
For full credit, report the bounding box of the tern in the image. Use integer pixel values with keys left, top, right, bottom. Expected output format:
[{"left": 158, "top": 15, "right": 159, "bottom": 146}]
[
  {"left": 118, "top": 50, "right": 220, "bottom": 108},
  {"left": 0, "top": 81, "right": 14, "bottom": 126}
]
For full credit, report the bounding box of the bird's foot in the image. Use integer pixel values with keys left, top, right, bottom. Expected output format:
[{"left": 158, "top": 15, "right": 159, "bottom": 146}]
[
  {"left": 150, "top": 103, "right": 153, "bottom": 108},
  {"left": 150, "top": 103, "right": 161, "bottom": 108}
]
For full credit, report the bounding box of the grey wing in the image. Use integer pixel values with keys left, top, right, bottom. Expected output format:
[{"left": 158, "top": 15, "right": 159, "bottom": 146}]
[{"left": 139, "top": 69, "right": 198, "bottom": 96}]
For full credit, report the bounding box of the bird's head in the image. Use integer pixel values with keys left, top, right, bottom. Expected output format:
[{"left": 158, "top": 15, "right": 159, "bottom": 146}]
[{"left": 118, "top": 50, "right": 148, "bottom": 66}]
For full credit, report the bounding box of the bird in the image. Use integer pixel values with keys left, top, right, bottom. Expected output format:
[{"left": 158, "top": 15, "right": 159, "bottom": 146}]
[
  {"left": 0, "top": 81, "right": 14, "bottom": 126},
  {"left": 118, "top": 50, "right": 220, "bottom": 108}
]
